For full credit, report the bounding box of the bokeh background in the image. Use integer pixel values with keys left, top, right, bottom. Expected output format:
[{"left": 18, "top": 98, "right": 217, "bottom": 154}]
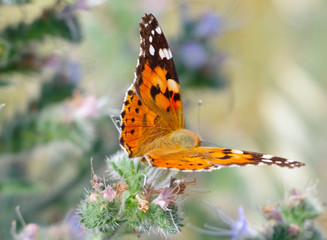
[{"left": 0, "top": 0, "right": 326, "bottom": 239}]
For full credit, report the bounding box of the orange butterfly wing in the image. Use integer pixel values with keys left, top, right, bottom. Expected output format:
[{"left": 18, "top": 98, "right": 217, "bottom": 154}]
[
  {"left": 145, "top": 147, "right": 305, "bottom": 171},
  {"left": 120, "top": 14, "right": 183, "bottom": 157},
  {"left": 120, "top": 87, "right": 157, "bottom": 157},
  {"left": 120, "top": 14, "right": 305, "bottom": 171},
  {"left": 134, "top": 14, "right": 183, "bottom": 127}
]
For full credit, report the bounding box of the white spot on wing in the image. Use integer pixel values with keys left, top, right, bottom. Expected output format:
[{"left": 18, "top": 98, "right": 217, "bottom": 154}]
[
  {"left": 231, "top": 149, "right": 243, "bottom": 154},
  {"left": 261, "top": 159, "right": 273, "bottom": 163},
  {"left": 263, "top": 154, "right": 273, "bottom": 159},
  {"left": 149, "top": 45, "right": 155, "bottom": 56},
  {"left": 151, "top": 30, "right": 155, "bottom": 35},
  {"left": 167, "top": 79, "right": 179, "bottom": 92},
  {"left": 159, "top": 48, "right": 165, "bottom": 59},
  {"left": 163, "top": 48, "right": 171, "bottom": 59},
  {"left": 155, "top": 26, "right": 162, "bottom": 34},
  {"left": 149, "top": 36, "right": 153, "bottom": 42},
  {"left": 167, "top": 48, "right": 173, "bottom": 59},
  {"left": 158, "top": 48, "right": 172, "bottom": 60}
]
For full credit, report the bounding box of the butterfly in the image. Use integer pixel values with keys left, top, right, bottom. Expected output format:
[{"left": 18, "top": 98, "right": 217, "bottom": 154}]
[{"left": 119, "top": 13, "right": 305, "bottom": 172}]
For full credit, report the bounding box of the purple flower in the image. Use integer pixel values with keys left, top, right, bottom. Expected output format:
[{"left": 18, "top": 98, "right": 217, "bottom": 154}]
[
  {"left": 194, "top": 12, "right": 222, "bottom": 39},
  {"left": 58, "top": 0, "right": 106, "bottom": 19},
  {"left": 286, "top": 188, "right": 307, "bottom": 207},
  {"left": 229, "top": 207, "right": 257, "bottom": 240},
  {"left": 66, "top": 61, "right": 82, "bottom": 85},
  {"left": 190, "top": 204, "right": 257, "bottom": 240},
  {"left": 153, "top": 178, "right": 190, "bottom": 211},
  {"left": 44, "top": 56, "right": 82, "bottom": 85},
  {"left": 153, "top": 187, "right": 176, "bottom": 210},
  {"left": 101, "top": 185, "right": 117, "bottom": 202},
  {"left": 179, "top": 41, "right": 208, "bottom": 69},
  {"left": 65, "top": 211, "right": 87, "bottom": 240},
  {"left": 262, "top": 204, "right": 284, "bottom": 223}
]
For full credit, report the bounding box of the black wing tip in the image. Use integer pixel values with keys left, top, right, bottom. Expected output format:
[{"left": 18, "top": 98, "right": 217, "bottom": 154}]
[
  {"left": 140, "top": 13, "right": 158, "bottom": 29},
  {"left": 293, "top": 161, "right": 306, "bottom": 168},
  {"left": 141, "top": 13, "right": 154, "bottom": 23},
  {"left": 142, "top": 13, "right": 155, "bottom": 19}
]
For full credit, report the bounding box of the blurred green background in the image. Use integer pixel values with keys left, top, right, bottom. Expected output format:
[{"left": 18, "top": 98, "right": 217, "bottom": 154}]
[{"left": 0, "top": 0, "right": 326, "bottom": 239}]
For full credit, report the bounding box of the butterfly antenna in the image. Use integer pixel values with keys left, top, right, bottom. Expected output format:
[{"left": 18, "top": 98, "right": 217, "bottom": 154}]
[
  {"left": 110, "top": 115, "right": 121, "bottom": 134},
  {"left": 197, "top": 99, "right": 202, "bottom": 135}
]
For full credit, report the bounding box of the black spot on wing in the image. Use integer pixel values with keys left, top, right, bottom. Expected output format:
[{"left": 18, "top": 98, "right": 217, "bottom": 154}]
[
  {"left": 173, "top": 93, "right": 180, "bottom": 101},
  {"left": 121, "top": 111, "right": 126, "bottom": 118},
  {"left": 222, "top": 149, "right": 231, "bottom": 154},
  {"left": 150, "top": 85, "right": 160, "bottom": 99},
  {"left": 163, "top": 88, "right": 170, "bottom": 99}
]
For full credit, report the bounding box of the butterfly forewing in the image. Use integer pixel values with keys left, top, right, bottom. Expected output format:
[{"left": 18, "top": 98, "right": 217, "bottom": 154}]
[
  {"left": 120, "top": 14, "right": 184, "bottom": 157},
  {"left": 135, "top": 13, "right": 184, "bottom": 129}
]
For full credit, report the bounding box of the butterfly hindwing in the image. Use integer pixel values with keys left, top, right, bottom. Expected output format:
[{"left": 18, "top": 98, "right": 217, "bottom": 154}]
[
  {"left": 120, "top": 87, "right": 157, "bottom": 157},
  {"left": 145, "top": 147, "right": 305, "bottom": 171}
]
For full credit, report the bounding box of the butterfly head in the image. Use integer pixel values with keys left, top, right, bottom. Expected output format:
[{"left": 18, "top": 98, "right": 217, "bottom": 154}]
[{"left": 170, "top": 129, "right": 201, "bottom": 149}]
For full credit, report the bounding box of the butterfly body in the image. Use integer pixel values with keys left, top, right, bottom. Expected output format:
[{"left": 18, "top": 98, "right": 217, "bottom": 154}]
[{"left": 119, "top": 13, "right": 305, "bottom": 171}]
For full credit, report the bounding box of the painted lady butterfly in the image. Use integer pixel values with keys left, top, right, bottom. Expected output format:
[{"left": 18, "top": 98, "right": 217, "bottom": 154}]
[{"left": 119, "top": 13, "right": 305, "bottom": 171}]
